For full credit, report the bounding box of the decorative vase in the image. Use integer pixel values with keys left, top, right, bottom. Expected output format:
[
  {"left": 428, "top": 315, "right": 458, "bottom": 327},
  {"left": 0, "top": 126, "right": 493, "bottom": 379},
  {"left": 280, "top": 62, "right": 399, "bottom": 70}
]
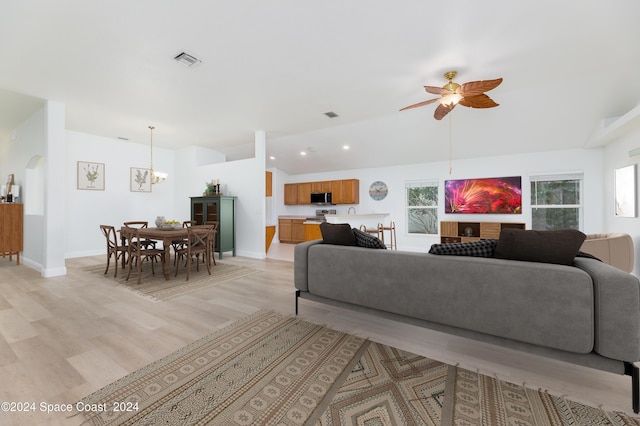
[{"left": 155, "top": 216, "right": 165, "bottom": 227}]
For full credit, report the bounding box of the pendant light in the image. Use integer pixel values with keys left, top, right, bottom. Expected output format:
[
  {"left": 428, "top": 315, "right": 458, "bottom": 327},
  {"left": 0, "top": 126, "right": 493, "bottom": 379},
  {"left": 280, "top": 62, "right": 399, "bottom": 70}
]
[{"left": 148, "top": 125, "right": 167, "bottom": 184}]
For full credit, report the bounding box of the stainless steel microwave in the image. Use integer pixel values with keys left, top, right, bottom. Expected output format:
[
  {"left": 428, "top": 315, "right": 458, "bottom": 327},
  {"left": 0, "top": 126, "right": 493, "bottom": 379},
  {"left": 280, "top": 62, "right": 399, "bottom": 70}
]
[{"left": 310, "top": 192, "right": 332, "bottom": 204}]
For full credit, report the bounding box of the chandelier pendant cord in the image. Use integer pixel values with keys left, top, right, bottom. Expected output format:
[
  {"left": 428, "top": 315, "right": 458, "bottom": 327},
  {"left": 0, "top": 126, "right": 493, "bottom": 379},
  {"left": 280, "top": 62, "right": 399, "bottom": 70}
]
[
  {"left": 449, "top": 112, "right": 453, "bottom": 174},
  {"left": 149, "top": 125, "right": 155, "bottom": 179}
]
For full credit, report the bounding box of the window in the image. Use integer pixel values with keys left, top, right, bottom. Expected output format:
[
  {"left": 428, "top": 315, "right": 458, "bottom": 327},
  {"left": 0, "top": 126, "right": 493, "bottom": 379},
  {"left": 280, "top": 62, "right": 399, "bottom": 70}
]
[
  {"left": 406, "top": 180, "right": 439, "bottom": 234},
  {"left": 530, "top": 173, "right": 583, "bottom": 230}
]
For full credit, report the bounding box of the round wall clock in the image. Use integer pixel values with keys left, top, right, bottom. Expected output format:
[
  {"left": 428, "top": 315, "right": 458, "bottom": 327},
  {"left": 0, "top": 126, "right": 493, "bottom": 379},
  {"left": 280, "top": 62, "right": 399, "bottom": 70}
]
[{"left": 369, "top": 181, "right": 388, "bottom": 200}]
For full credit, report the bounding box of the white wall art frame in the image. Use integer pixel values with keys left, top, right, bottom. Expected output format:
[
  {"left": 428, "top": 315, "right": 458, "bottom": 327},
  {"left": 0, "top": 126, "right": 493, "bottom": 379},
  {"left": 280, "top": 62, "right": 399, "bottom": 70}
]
[
  {"left": 130, "top": 167, "right": 151, "bottom": 192},
  {"left": 77, "top": 161, "right": 105, "bottom": 190}
]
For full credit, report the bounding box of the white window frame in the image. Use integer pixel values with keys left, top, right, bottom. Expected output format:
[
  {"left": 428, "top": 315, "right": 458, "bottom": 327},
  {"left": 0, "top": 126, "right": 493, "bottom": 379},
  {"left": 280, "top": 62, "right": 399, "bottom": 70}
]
[
  {"left": 530, "top": 173, "right": 584, "bottom": 231},
  {"left": 405, "top": 180, "right": 439, "bottom": 235}
]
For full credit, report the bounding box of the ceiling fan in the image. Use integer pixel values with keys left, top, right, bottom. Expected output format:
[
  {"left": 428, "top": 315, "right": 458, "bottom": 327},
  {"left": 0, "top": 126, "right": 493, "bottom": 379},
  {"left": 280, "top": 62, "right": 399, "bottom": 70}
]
[{"left": 401, "top": 71, "right": 503, "bottom": 120}]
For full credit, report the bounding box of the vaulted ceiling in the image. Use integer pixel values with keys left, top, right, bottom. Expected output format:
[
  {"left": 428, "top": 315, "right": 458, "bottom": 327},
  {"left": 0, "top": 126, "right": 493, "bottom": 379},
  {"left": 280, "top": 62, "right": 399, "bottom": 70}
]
[{"left": 1, "top": 1, "right": 639, "bottom": 174}]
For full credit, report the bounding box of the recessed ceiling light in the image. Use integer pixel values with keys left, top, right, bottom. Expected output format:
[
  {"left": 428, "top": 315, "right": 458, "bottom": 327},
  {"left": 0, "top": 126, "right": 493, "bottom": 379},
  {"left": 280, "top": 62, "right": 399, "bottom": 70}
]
[
  {"left": 324, "top": 111, "right": 339, "bottom": 118},
  {"left": 300, "top": 151, "right": 307, "bottom": 156},
  {"left": 343, "top": 145, "right": 350, "bottom": 150},
  {"left": 269, "top": 156, "right": 275, "bottom": 160}
]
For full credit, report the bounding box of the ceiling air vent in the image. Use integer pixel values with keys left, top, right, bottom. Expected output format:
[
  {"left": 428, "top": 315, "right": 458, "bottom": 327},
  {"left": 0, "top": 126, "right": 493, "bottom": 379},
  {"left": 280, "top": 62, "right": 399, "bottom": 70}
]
[
  {"left": 324, "top": 111, "right": 339, "bottom": 118},
  {"left": 174, "top": 52, "right": 202, "bottom": 67}
]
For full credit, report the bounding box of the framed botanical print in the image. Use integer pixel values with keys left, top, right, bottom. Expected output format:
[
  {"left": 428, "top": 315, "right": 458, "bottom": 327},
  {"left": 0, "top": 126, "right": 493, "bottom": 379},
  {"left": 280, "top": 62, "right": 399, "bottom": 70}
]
[
  {"left": 130, "top": 167, "right": 151, "bottom": 192},
  {"left": 77, "top": 161, "right": 105, "bottom": 190}
]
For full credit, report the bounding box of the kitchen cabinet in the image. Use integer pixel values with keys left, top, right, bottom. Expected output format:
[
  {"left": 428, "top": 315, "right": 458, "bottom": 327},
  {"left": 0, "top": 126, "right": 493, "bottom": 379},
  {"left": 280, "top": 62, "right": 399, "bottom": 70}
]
[
  {"left": 331, "top": 179, "right": 359, "bottom": 204},
  {"left": 284, "top": 183, "right": 298, "bottom": 205},
  {"left": 190, "top": 196, "right": 237, "bottom": 258},
  {"left": 278, "top": 217, "right": 306, "bottom": 243},
  {"left": 283, "top": 179, "right": 359, "bottom": 205},
  {"left": 297, "top": 182, "right": 312, "bottom": 205},
  {"left": 311, "top": 181, "right": 332, "bottom": 192},
  {"left": 304, "top": 223, "right": 322, "bottom": 241},
  {"left": 0, "top": 203, "right": 23, "bottom": 265}
]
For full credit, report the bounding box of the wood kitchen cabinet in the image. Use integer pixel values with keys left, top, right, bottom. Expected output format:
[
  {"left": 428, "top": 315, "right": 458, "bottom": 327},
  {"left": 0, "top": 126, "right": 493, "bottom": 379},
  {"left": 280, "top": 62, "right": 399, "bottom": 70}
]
[
  {"left": 284, "top": 183, "right": 298, "bottom": 205},
  {"left": 297, "top": 182, "right": 312, "bottom": 206},
  {"left": 284, "top": 179, "right": 359, "bottom": 205},
  {"left": 304, "top": 223, "right": 322, "bottom": 241},
  {"left": 278, "top": 217, "right": 306, "bottom": 243},
  {"left": 331, "top": 179, "right": 359, "bottom": 204},
  {"left": 311, "top": 181, "right": 332, "bottom": 192},
  {"left": 0, "top": 203, "right": 23, "bottom": 265},
  {"left": 190, "top": 196, "right": 237, "bottom": 258}
]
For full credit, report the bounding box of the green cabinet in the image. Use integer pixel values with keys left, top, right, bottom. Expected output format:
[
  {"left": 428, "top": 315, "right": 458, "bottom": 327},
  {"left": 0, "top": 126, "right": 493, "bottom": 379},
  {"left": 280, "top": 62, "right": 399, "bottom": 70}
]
[{"left": 190, "top": 196, "right": 237, "bottom": 259}]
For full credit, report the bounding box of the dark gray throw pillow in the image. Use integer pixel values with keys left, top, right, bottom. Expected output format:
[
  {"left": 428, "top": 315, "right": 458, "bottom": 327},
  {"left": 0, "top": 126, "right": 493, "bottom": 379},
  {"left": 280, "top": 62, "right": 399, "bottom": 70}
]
[
  {"left": 429, "top": 239, "right": 497, "bottom": 257},
  {"left": 352, "top": 228, "right": 387, "bottom": 249},
  {"left": 494, "top": 228, "right": 586, "bottom": 266},
  {"left": 320, "top": 222, "right": 357, "bottom": 246}
]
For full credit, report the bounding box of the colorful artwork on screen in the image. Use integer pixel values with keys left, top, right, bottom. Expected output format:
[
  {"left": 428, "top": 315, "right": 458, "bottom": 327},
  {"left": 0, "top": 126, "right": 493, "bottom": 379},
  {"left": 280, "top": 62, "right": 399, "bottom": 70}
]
[{"left": 445, "top": 176, "right": 522, "bottom": 214}]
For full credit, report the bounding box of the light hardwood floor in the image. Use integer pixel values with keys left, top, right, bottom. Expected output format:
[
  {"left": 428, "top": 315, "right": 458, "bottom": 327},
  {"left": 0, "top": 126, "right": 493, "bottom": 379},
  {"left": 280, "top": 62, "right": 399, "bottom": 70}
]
[{"left": 0, "top": 243, "right": 635, "bottom": 425}]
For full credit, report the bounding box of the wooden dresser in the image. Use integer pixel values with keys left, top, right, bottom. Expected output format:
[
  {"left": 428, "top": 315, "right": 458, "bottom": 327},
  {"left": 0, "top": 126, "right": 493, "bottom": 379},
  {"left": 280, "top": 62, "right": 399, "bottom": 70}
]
[{"left": 0, "top": 203, "right": 23, "bottom": 265}]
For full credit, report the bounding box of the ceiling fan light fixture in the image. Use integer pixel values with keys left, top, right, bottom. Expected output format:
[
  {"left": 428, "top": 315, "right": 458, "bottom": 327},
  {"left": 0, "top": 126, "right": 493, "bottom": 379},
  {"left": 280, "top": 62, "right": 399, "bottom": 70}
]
[
  {"left": 439, "top": 93, "right": 462, "bottom": 106},
  {"left": 400, "top": 70, "right": 502, "bottom": 120}
]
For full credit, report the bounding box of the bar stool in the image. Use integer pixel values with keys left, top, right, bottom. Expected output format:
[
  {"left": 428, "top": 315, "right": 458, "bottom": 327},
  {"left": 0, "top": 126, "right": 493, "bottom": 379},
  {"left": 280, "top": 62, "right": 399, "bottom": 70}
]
[
  {"left": 359, "top": 223, "right": 383, "bottom": 240},
  {"left": 379, "top": 221, "right": 397, "bottom": 250}
]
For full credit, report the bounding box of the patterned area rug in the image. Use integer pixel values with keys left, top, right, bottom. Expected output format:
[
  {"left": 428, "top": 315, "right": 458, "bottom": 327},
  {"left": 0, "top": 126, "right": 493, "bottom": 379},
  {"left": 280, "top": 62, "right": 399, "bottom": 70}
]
[
  {"left": 82, "top": 262, "right": 256, "bottom": 301},
  {"left": 78, "top": 311, "right": 640, "bottom": 425}
]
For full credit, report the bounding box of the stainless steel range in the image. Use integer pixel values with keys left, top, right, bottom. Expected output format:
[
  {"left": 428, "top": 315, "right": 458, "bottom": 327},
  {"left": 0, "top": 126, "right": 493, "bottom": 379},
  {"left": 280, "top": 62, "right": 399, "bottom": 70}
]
[{"left": 306, "top": 209, "right": 336, "bottom": 222}]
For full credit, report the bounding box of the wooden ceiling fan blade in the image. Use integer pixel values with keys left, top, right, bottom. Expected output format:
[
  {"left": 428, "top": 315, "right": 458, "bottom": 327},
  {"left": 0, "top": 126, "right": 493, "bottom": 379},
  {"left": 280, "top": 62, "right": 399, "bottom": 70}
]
[
  {"left": 459, "top": 94, "right": 499, "bottom": 109},
  {"left": 424, "top": 85, "right": 450, "bottom": 95},
  {"left": 434, "top": 103, "right": 455, "bottom": 120},
  {"left": 460, "top": 78, "right": 503, "bottom": 97},
  {"left": 399, "top": 98, "right": 439, "bottom": 111}
]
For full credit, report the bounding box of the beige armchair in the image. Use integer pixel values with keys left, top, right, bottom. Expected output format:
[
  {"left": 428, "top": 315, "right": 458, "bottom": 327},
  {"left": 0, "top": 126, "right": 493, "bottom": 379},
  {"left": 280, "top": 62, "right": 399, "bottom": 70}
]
[{"left": 580, "top": 233, "right": 634, "bottom": 273}]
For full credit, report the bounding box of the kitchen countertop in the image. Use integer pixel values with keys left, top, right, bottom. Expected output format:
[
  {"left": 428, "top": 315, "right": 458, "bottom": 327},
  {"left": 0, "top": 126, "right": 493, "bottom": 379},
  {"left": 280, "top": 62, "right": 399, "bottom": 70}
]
[{"left": 325, "top": 213, "right": 390, "bottom": 227}]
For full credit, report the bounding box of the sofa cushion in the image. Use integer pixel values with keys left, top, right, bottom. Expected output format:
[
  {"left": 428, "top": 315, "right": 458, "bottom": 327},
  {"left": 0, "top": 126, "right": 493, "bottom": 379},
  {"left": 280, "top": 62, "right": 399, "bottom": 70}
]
[
  {"left": 352, "top": 228, "right": 387, "bottom": 249},
  {"left": 494, "top": 228, "right": 586, "bottom": 266},
  {"left": 429, "top": 239, "right": 497, "bottom": 257},
  {"left": 320, "top": 222, "right": 357, "bottom": 246}
]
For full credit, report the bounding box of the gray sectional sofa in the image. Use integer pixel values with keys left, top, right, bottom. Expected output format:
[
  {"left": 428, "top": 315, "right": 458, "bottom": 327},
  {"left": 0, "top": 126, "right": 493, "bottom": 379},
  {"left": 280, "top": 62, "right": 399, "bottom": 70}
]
[{"left": 294, "top": 239, "right": 640, "bottom": 413}]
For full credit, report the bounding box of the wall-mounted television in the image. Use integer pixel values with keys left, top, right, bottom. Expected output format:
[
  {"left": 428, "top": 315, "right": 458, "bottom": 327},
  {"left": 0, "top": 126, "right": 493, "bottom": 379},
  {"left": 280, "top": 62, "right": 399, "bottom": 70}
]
[{"left": 445, "top": 176, "right": 522, "bottom": 214}]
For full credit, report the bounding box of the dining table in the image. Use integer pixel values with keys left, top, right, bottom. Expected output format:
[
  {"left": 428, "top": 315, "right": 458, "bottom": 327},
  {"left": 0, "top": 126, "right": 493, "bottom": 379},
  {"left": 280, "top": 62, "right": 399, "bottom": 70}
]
[{"left": 123, "top": 226, "right": 190, "bottom": 280}]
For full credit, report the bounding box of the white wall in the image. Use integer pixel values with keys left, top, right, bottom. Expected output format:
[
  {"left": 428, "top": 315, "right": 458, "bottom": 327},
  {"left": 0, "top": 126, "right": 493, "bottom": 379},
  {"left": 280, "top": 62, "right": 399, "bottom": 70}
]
[
  {"left": 277, "top": 147, "right": 604, "bottom": 253},
  {"left": 65, "top": 130, "right": 266, "bottom": 260},
  {"left": 1, "top": 106, "right": 46, "bottom": 268},
  {"left": 43, "top": 101, "right": 67, "bottom": 276},
  {"left": 173, "top": 133, "right": 266, "bottom": 259},
  {"left": 0, "top": 102, "right": 68, "bottom": 276},
  {"left": 65, "top": 131, "right": 175, "bottom": 258},
  {"left": 602, "top": 125, "right": 640, "bottom": 275}
]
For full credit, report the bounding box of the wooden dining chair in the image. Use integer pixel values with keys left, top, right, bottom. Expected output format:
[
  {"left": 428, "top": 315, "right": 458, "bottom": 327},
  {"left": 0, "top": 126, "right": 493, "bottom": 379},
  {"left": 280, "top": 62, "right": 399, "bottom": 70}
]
[
  {"left": 204, "top": 221, "right": 219, "bottom": 265},
  {"left": 123, "top": 221, "right": 157, "bottom": 249},
  {"left": 122, "top": 227, "right": 164, "bottom": 284},
  {"left": 172, "top": 220, "right": 197, "bottom": 265},
  {"left": 174, "top": 225, "right": 212, "bottom": 281},
  {"left": 99, "top": 225, "right": 127, "bottom": 277}
]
